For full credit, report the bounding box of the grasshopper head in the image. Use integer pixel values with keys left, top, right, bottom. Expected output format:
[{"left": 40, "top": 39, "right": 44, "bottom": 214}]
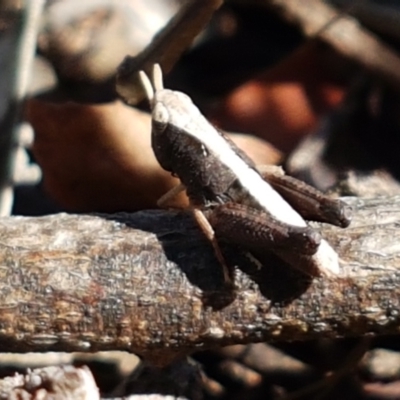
[{"left": 139, "top": 64, "right": 202, "bottom": 135}]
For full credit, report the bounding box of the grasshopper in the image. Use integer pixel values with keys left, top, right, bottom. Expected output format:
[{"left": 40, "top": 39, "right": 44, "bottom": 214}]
[{"left": 139, "top": 65, "right": 351, "bottom": 283}]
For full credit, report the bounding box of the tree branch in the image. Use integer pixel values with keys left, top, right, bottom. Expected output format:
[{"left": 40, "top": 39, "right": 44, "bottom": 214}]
[
  {"left": 0, "top": 196, "right": 399, "bottom": 365},
  {"left": 116, "top": 0, "right": 223, "bottom": 105},
  {"left": 243, "top": 0, "right": 400, "bottom": 91}
]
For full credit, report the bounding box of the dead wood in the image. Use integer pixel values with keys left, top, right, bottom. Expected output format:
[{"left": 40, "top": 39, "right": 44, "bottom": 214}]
[
  {"left": 116, "top": 0, "right": 223, "bottom": 105},
  {"left": 247, "top": 0, "right": 400, "bottom": 91},
  {"left": 331, "top": 0, "right": 400, "bottom": 44},
  {"left": 0, "top": 365, "right": 99, "bottom": 399},
  {"left": 0, "top": 364, "right": 187, "bottom": 399},
  {"left": 0, "top": 196, "right": 399, "bottom": 365}
]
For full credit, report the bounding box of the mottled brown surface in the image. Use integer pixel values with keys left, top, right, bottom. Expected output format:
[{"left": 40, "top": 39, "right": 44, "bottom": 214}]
[{"left": 0, "top": 196, "right": 399, "bottom": 364}]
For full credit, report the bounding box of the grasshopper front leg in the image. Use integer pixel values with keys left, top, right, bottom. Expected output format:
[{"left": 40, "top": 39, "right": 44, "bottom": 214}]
[
  {"left": 192, "top": 207, "right": 232, "bottom": 285},
  {"left": 157, "top": 186, "right": 233, "bottom": 285},
  {"left": 157, "top": 183, "right": 186, "bottom": 208}
]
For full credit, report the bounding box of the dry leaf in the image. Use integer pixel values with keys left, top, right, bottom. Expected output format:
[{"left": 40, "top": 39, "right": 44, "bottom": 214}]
[
  {"left": 211, "top": 42, "right": 348, "bottom": 152},
  {"left": 27, "top": 99, "right": 180, "bottom": 212}
]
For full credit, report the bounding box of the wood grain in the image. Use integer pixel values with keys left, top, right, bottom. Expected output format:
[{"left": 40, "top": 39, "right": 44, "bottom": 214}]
[{"left": 0, "top": 196, "right": 399, "bottom": 364}]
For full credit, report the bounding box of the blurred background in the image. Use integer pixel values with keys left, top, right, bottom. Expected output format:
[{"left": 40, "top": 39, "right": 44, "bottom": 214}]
[{"left": 1, "top": 0, "right": 400, "bottom": 398}]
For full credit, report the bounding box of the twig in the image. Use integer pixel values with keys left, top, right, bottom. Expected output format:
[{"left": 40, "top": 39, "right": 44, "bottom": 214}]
[
  {"left": 0, "top": 196, "right": 399, "bottom": 365},
  {"left": 332, "top": 0, "right": 400, "bottom": 44},
  {"left": 239, "top": 0, "right": 400, "bottom": 91},
  {"left": 116, "top": 0, "right": 223, "bottom": 105},
  {"left": 283, "top": 338, "right": 370, "bottom": 400},
  {"left": 0, "top": 0, "right": 45, "bottom": 216}
]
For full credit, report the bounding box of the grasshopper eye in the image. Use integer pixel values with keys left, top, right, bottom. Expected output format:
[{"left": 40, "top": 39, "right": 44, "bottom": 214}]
[{"left": 153, "top": 102, "right": 170, "bottom": 125}]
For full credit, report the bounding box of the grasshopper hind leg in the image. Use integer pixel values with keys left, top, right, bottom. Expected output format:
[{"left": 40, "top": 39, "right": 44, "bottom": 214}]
[{"left": 257, "top": 165, "right": 352, "bottom": 228}]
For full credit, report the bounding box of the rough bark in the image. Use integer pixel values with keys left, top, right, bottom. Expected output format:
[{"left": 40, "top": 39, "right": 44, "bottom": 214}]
[{"left": 0, "top": 196, "right": 399, "bottom": 365}]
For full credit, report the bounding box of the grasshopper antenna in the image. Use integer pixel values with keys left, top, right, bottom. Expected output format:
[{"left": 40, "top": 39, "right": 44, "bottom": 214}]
[
  {"left": 138, "top": 70, "right": 155, "bottom": 105},
  {"left": 152, "top": 63, "right": 164, "bottom": 92}
]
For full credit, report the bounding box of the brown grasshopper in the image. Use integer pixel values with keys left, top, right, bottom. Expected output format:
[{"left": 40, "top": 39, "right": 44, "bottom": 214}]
[{"left": 139, "top": 64, "right": 352, "bottom": 283}]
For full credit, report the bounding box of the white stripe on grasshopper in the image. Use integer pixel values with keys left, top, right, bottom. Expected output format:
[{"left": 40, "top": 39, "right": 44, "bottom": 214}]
[{"left": 153, "top": 89, "right": 306, "bottom": 227}]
